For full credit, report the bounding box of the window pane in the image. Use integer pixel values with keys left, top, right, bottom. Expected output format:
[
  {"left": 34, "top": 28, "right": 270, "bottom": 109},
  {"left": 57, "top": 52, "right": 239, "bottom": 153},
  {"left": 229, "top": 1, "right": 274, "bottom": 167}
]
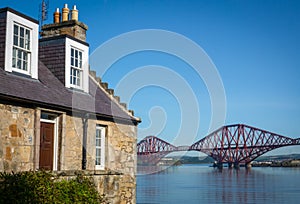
[
  {"left": 14, "top": 25, "right": 18, "bottom": 35},
  {"left": 21, "top": 60, "right": 23, "bottom": 70},
  {"left": 13, "top": 36, "right": 18, "bottom": 46},
  {"left": 17, "top": 59, "right": 21, "bottom": 69},
  {"left": 96, "top": 139, "right": 101, "bottom": 147},
  {"left": 75, "top": 59, "right": 78, "bottom": 67},
  {"left": 96, "top": 149, "right": 101, "bottom": 157},
  {"left": 25, "top": 30, "right": 30, "bottom": 50},
  {"left": 77, "top": 71, "right": 81, "bottom": 86},
  {"left": 12, "top": 58, "right": 16, "bottom": 67},
  {"left": 71, "top": 48, "right": 74, "bottom": 57},
  {"left": 79, "top": 59, "right": 82, "bottom": 68},
  {"left": 79, "top": 52, "right": 82, "bottom": 60},
  {"left": 20, "top": 38, "right": 24, "bottom": 48},
  {"left": 77, "top": 76, "right": 80, "bottom": 86},
  {"left": 20, "top": 27, "right": 24, "bottom": 37},
  {"left": 23, "top": 61, "right": 28, "bottom": 71},
  {"left": 12, "top": 56, "right": 16, "bottom": 67},
  {"left": 73, "top": 69, "right": 77, "bottom": 77},
  {"left": 95, "top": 158, "right": 100, "bottom": 165},
  {"left": 75, "top": 50, "right": 78, "bottom": 58},
  {"left": 25, "top": 29, "right": 30, "bottom": 40},
  {"left": 13, "top": 48, "right": 17, "bottom": 58},
  {"left": 23, "top": 52, "right": 27, "bottom": 60},
  {"left": 25, "top": 40, "right": 29, "bottom": 50},
  {"left": 18, "top": 49, "right": 22, "bottom": 58}
]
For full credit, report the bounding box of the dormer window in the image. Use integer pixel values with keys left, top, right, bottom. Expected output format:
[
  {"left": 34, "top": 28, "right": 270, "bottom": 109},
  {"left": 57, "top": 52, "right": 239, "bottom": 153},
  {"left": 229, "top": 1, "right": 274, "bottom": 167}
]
[
  {"left": 12, "top": 23, "right": 31, "bottom": 74},
  {"left": 38, "top": 4, "right": 89, "bottom": 93},
  {"left": 70, "top": 47, "right": 83, "bottom": 88},
  {"left": 65, "top": 37, "right": 89, "bottom": 92},
  {"left": 2, "top": 8, "right": 39, "bottom": 79}
]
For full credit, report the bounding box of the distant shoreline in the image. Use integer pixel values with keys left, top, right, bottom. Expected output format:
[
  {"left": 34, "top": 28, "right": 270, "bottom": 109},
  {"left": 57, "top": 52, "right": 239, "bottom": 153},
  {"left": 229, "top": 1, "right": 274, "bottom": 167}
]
[{"left": 139, "top": 154, "right": 300, "bottom": 167}]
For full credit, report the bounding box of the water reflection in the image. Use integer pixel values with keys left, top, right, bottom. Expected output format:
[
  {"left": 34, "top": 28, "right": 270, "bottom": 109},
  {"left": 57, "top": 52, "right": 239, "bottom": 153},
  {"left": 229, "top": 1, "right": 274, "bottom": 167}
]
[{"left": 137, "top": 165, "right": 300, "bottom": 204}]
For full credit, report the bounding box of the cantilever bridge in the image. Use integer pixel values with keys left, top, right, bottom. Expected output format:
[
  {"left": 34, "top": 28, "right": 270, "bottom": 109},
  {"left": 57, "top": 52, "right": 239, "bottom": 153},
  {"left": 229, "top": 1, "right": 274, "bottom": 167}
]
[{"left": 137, "top": 124, "right": 300, "bottom": 168}]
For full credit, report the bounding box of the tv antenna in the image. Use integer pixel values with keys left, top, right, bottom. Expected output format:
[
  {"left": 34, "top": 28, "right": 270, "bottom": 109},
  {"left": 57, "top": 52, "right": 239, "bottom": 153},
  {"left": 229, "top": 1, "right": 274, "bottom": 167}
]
[{"left": 39, "top": 0, "right": 49, "bottom": 27}]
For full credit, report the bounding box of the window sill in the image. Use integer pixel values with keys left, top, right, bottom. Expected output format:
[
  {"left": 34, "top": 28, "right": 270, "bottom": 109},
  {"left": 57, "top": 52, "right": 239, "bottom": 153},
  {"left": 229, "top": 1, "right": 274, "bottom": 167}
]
[{"left": 11, "top": 69, "right": 31, "bottom": 77}]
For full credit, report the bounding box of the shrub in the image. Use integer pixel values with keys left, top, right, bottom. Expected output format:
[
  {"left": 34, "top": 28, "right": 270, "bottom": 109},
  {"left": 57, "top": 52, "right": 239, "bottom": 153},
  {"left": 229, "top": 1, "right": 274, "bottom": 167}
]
[{"left": 0, "top": 171, "right": 104, "bottom": 203}]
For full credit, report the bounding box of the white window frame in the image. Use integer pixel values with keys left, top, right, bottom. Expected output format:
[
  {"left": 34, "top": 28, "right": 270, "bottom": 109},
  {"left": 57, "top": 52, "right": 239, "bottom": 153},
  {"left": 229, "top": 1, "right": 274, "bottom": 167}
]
[
  {"left": 5, "top": 10, "right": 38, "bottom": 79},
  {"left": 12, "top": 23, "right": 31, "bottom": 75},
  {"left": 95, "top": 125, "right": 106, "bottom": 170},
  {"left": 70, "top": 47, "right": 83, "bottom": 88},
  {"left": 65, "top": 38, "right": 89, "bottom": 92}
]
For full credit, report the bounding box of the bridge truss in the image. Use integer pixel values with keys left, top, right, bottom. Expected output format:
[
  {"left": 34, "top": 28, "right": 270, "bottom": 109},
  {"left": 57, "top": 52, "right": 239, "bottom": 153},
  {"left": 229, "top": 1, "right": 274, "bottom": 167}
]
[{"left": 137, "top": 124, "right": 299, "bottom": 167}]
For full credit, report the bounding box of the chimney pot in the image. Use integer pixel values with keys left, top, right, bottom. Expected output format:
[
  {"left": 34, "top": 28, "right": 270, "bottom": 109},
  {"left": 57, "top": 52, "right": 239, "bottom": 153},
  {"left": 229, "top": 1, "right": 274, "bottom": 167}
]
[
  {"left": 71, "top": 5, "right": 79, "bottom": 21},
  {"left": 53, "top": 8, "right": 60, "bottom": 23},
  {"left": 62, "top": 4, "right": 70, "bottom": 22}
]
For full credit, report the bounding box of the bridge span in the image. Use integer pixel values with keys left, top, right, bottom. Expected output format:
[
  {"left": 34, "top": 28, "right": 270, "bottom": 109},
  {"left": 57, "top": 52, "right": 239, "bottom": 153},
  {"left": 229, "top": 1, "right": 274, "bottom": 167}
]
[{"left": 137, "top": 124, "right": 300, "bottom": 168}]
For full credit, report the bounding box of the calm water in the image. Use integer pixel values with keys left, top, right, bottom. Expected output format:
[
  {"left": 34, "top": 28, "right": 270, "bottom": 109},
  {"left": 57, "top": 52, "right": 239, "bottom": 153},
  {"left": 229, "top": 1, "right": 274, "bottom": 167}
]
[{"left": 137, "top": 164, "right": 300, "bottom": 204}]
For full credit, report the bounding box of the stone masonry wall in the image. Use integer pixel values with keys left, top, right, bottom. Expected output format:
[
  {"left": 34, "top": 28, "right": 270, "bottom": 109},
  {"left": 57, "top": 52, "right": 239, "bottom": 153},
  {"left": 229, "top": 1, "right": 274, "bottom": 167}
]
[
  {"left": 41, "top": 20, "right": 88, "bottom": 42},
  {"left": 0, "top": 104, "right": 36, "bottom": 172},
  {"left": 63, "top": 114, "right": 137, "bottom": 203},
  {"left": 0, "top": 104, "right": 137, "bottom": 203}
]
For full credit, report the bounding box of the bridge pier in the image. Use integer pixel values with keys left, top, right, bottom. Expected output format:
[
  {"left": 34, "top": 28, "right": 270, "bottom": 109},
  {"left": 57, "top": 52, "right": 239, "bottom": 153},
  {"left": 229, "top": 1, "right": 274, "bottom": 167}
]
[
  {"left": 234, "top": 162, "right": 240, "bottom": 169},
  {"left": 213, "top": 162, "right": 223, "bottom": 169},
  {"left": 228, "top": 162, "right": 234, "bottom": 169},
  {"left": 245, "top": 162, "right": 252, "bottom": 169}
]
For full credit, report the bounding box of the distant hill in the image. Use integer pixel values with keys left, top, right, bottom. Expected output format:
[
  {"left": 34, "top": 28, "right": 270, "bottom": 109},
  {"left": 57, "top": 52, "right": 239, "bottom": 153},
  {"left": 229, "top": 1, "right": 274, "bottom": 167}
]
[
  {"left": 138, "top": 154, "right": 300, "bottom": 166},
  {"left": 255, "top": 154, "right": 300, "bottom": 162},
  {"left": 165, "top": 154, "right": 300, "bottom": 164},
  {"left": 165, "top": 156, "right": 214, "bottom": 164}
]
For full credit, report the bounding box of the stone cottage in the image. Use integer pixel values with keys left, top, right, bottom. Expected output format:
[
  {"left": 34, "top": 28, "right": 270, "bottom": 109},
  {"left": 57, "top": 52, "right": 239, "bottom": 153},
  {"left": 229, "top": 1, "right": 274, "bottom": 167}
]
[{"left": 0, "top": 4, "right": 140, "bottom": 203}]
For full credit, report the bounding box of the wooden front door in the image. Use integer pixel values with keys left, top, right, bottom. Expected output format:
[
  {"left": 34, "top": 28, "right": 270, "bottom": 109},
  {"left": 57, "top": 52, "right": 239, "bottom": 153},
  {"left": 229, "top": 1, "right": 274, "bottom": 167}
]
[{"left": 39, "top": 122, "right": 54, "bottom": 170}]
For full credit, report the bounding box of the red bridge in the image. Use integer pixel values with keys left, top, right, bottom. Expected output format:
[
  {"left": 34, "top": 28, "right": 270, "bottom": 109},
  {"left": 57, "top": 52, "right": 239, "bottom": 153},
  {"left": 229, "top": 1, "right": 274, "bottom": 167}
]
[{"left": 137, "top": 124, "right": 300, "bottom": 168}]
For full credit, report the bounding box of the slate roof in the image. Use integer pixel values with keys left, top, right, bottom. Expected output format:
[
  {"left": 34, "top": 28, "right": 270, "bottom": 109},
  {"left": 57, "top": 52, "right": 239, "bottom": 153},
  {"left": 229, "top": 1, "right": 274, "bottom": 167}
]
[{"left": 0, "top": 62, "right": 140, "bottom": 124}]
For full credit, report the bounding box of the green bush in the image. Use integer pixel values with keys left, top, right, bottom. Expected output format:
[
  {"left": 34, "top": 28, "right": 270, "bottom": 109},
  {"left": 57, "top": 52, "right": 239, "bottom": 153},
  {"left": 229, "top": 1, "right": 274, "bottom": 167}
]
[{"left": 0, "top": 171, "right": 104, "bottom": 203}]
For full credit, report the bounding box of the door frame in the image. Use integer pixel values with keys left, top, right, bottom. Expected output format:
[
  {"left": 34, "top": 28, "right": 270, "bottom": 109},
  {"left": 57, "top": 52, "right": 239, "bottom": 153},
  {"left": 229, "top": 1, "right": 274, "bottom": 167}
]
[{"left": 40, "top": 117, "right": 58, "bottom": 171}]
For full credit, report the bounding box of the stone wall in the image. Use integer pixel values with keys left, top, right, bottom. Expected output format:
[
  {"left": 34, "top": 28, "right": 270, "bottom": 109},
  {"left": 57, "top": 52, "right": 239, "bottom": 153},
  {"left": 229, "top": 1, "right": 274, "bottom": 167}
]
[
  {"left": 54, "top": 170, "right": 135, "bottom": 204},
  {"left": 41, "top": 20, "right": 88, "bottom": 42},
  {"left": 0, "top": 104, "right": 36, "bottom": 172},
  {"left": 63, "top": 114, "right": 137, "bottom": 203},
  {"left": 0, "top": 104, "right": 137, "bottom": 203}
]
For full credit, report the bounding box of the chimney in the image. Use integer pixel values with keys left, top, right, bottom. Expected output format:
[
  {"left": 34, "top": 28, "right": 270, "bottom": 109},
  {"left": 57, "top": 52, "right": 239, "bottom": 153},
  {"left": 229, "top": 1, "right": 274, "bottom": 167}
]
[
  {"left": 62, "top": 4, "right": 69, "bottom": 22},
  {"left": 53, "top": 8, "right": 60, "bottom": 23},
  {"left": 40, "top": 4, "right": 88, "bottom": 42},
  {"left": 71, "top": 5, "right": 78, "bottom": 21}
]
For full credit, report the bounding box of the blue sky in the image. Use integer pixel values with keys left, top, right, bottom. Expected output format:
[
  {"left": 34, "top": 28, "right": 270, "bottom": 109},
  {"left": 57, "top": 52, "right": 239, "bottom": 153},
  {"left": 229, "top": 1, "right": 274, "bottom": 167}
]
[{"left": 2, "top": 0, "right": 300, "bottom": 155}]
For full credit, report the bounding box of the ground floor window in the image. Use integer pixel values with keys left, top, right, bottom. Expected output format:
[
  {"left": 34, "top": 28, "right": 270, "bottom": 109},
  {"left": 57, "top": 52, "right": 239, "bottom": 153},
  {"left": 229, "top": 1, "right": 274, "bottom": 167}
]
[{"left": 95, "top": 125, "right": 106, "bottom": 170}]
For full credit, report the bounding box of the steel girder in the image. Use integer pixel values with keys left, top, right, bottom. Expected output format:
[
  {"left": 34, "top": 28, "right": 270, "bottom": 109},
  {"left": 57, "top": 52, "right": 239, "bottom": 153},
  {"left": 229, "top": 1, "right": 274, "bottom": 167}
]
[{"left": 137, "top": 124, "right": 298, "bottom": 164}]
